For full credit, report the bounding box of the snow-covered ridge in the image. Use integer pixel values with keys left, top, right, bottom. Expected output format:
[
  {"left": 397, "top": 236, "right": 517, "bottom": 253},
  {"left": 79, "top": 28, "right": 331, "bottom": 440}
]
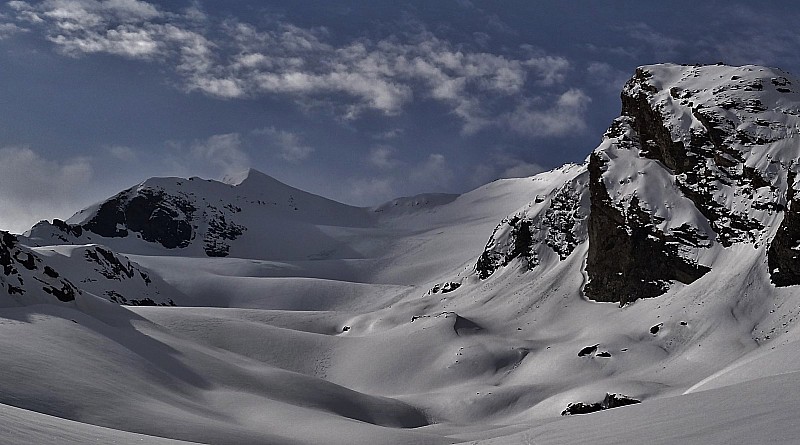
[
  {"left": 0, "top": 231, "right": 177, "bottom": 307},
  {"left": 26, "top": 168, "right": 375, "bottom": 260}
]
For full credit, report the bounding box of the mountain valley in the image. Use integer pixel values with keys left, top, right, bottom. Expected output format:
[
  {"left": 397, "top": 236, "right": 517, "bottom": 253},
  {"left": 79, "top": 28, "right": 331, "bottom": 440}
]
[{"left": 4, "top": 63, "right": 800, "bottom": 444}]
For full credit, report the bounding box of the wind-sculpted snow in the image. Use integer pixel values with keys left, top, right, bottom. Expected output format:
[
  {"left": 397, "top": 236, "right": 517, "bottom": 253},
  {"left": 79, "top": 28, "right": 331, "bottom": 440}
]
[{"left": 10, "top": 64, "right": 800, "bottom": 445}]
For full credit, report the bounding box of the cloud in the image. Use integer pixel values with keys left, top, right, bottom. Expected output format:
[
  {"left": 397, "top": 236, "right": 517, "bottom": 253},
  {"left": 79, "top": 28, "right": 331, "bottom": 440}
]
[
  {"left": 345, "top": 176, "right": 395, "bottom": 205},
  {"left": 190, "top": 133, "right": 250, "bottom": 177},
  {"left": 410, "top": 153, "right": 453, "bottom": 189},
  {"left": 256, "top": 127, "right": 314, "bottom": 163},
  {"left": 368, "top": 145, "right": 400, "bottom": 170},
  {"left": 13, "top": 0, "right": 166, "bottom": 58},
  {"left": 107, "top": 144, "right": 137, "bottom": 161},
  {"left": 334, "top": 152, "right": 455, "bottom": 205},
  {"left": 0, "top": 146, "right": 93, "bottom": 233},
  {"left": 0, "top": 21, "right": 26, "bottom": 38},
  {"left": 501, "top": 162, "right": 545, "bottom": 178},
  {"left": 373, "top": 128, "right": 404, "bottom": 140},
  {"left": 693, "top": 6, "right": 800, "bottom": 68},
  {"left": 504, "top": 88, "right": 591, "bottom": 138},
  {"left": 468, "top": 149, "right": 545, "bottom": 187},
  {"left": 10, "top": 1, "right": 577, "bottom": 136},
  {"left": 624, "top": 22, "right": 684, "bottom": 60},
  {"left": 586, "top": 61, "right": 630, "bottom": 92}
]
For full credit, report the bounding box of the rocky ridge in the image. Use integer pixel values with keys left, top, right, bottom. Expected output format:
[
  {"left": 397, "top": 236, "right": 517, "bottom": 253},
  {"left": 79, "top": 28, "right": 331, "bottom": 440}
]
[
  {"left": 25, "top": 169, "right": 373, "bottom": 259},
  {"left": 477, "top": 63, "right": 800, "bottom": 304},
  {"left": 0, "top": 231, "right": 176, "bottom": 306}
]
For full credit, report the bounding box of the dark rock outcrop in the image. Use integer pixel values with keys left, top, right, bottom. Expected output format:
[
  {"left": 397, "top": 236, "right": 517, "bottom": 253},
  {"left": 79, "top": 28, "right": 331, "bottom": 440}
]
[
  {"left": 476, "top": 216, "right": 535, "bottom": 279},
  {"left": 585, "top": 153, "right": 710, "bottom": 304},
  {"left": 84, "top": 187, "right": 195, "bottom": 249},
  {"left": 476, "top": 169, "right": 588, "bottom": 280},
  {"left": 768, "top": 172, "right": 800, "bottom": 285},
  {"left": 0, "top": 230, "right": 82, "bottom": 303},
  {"left": 426, "top": 282, "right": 461, "bottom": 296},
  {"left": 561, "top": 393, "right": 641, "bottom": 416},
  {"left": 578, "top": 344, "right": 599, "bottom": 357}
]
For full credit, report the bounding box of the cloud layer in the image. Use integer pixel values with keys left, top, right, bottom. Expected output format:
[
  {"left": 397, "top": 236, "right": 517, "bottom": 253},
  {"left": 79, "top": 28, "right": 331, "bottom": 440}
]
[{"left": 6, "top": 0, "right": 587, "bottom": 138}]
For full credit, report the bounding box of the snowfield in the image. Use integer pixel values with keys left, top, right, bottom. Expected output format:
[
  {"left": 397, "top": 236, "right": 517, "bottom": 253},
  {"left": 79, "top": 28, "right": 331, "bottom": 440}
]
[{"left": 5, "top": 63, "right": 800, "bottom": 444}]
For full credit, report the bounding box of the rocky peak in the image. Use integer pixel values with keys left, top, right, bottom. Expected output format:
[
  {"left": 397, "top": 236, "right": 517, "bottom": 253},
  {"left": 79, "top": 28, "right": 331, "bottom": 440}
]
[
  {"left": 476, "top": 63, "right": 800, "bottom": 304},
  {"left": 24, "top": 170, "right": 374, "bottom": 260},
  {"left": 587, "top": 63, "right": 800, "bottom": 302}
]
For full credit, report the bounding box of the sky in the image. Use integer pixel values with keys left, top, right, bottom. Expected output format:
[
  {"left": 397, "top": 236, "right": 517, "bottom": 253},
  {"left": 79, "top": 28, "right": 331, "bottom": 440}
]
[{"left": 1, "top": 0, "right": 799, "bottom": 233}]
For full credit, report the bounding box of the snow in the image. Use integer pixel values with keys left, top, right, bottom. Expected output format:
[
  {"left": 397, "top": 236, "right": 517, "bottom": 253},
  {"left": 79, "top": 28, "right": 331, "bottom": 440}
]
[{"left": 6, "top": 64, "right": 800, "bottom": 444}]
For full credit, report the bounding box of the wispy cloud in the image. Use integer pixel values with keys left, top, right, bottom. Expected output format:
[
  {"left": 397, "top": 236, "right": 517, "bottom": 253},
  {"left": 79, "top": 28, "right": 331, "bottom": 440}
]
[
  {"left": 189, "top": 133, "right": 250, "bottom": 177},
  {"left": 106, "top": 144, "right": 137, "bottom": 161},
  {"left": 8, "top": 0, "right": 584, "bottom": 137},
  {"left": 368, "top": 145, "right": 401, "bottom": 170},
  {"left": 624, "top": 22, "right": 683, "bottom": 60},
  {"left": 255, "top": 127, "right": 314, "bottom": 163},
  {"left": 0, "top": 146, "right": 93, "bottom": 233},
  {"left": 469, "top": 149, "right": 545, "bottom": 187},
  {"left": 503, "top": 88, "right": 591, "bottom": 138}
]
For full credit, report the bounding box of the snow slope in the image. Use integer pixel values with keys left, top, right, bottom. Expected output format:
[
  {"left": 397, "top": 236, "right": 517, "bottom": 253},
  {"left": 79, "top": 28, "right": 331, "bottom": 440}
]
[{"left": 6, "top": 63, "right": 800, "bottom": 444}]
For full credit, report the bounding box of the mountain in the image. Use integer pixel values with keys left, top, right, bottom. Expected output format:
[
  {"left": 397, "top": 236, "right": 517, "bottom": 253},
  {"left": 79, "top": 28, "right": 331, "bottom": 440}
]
[
  {"left": 5, "top": 63, "right": 800, "bottom": 444},
  {"left": 478, "top": 63, "right": 800, "bottom": 304},
  {"left": 0, "top": 230, "right": 180, "bottom": 307},
  {"left": 26, "top": 168, "right": 374, "bottom": 260}
]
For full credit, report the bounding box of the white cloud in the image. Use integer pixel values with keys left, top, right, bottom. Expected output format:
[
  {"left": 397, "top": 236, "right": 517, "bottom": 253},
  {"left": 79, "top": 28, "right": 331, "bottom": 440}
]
[
  {"left": 190, "top": 133, "right": 250, "bottom": 177},
  {"left": 49, "top": 23, "right": 160, "bottom": 58},
  {"left": 334, "top": 152, "right": 454, "bottom": 206},
  {"left": 345, "top": 176, "right": 395, "bottom": 205},
  {"left": 623, "top": 22, "right": 684, "bottom": 60},
  {"left": 368, "top": 145, "right": 400, "bottom": 170},
  {"left": 468, "top": 149, "right": 545, "bottom": 186},
  {"left": 255, "top": 127, "right": 314, "bottom": 163},
  {"left": 107, "top": 144, "right": 137, "bottom": 161},
  {"left": 586, "top": 61, "right": 630, "bottom": 91},
  {"left": 0, "top": 146, "right": 93, "bottom": 233},
  {"left": 12, "top": 1, "right": 577, "bottom": 136},
  {"left": 373, "top": 128, "right": 404, "bottom": 140},
  {"left": 0, "top": 21, "right": 25, "bottom": 38},
  {"left": 504, "top": 88, "right": 591, "bottom": 138},
  {"left": 409, "top": 153, "right": 453, "bottom": 190}
]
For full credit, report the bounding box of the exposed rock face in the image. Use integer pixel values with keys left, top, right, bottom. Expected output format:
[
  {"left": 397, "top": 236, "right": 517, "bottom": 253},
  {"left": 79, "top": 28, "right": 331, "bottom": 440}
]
[
  {"left": 203, "top": 208, "right": 246, "bottom": 257},
  {"left": 476, "top": 215, "right": 536, "bottom": 279},
  {"left": 1, "top": 230, "right": 180, "bottom": 306},
  {"left": 584, "top": 64, "right": 800, "bottom": 302},
  {"left": 561, "top": 393, "right": 641, "bottom": 416},
  {"left": 28, "top": 181, "right": 247, "bottom": 256},
  {"left": 0, "top": 231, "right": 81, "bottom": 303},
  {"left": 584, "top": 152, "right": 710, "bottom": 304},
  {"left": 476, "top": 165, "right": 588, "bottom": 280},
  {"left": 426, "top": 282, "right": 461, "bottom": 296},
  {"left": 83, "top": 187, "right": 196, "bottom": 249},
  {"left": 478, "top": 63, "right": 800, "bottom": 303},
  {"left": 768, "top": 172, "right": 800, "bottom": 286}
]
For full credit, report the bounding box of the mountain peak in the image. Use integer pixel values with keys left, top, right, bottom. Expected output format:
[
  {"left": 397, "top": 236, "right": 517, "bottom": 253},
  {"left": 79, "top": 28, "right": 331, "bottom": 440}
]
[{"left": 221, "top": 168, "right": 272, "bottom": 187}]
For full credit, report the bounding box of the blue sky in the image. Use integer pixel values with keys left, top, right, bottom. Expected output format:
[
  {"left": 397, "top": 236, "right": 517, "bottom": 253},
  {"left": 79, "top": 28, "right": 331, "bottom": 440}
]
[{"left": 1, "top": 0, "right": 799, "bottom": 233}]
